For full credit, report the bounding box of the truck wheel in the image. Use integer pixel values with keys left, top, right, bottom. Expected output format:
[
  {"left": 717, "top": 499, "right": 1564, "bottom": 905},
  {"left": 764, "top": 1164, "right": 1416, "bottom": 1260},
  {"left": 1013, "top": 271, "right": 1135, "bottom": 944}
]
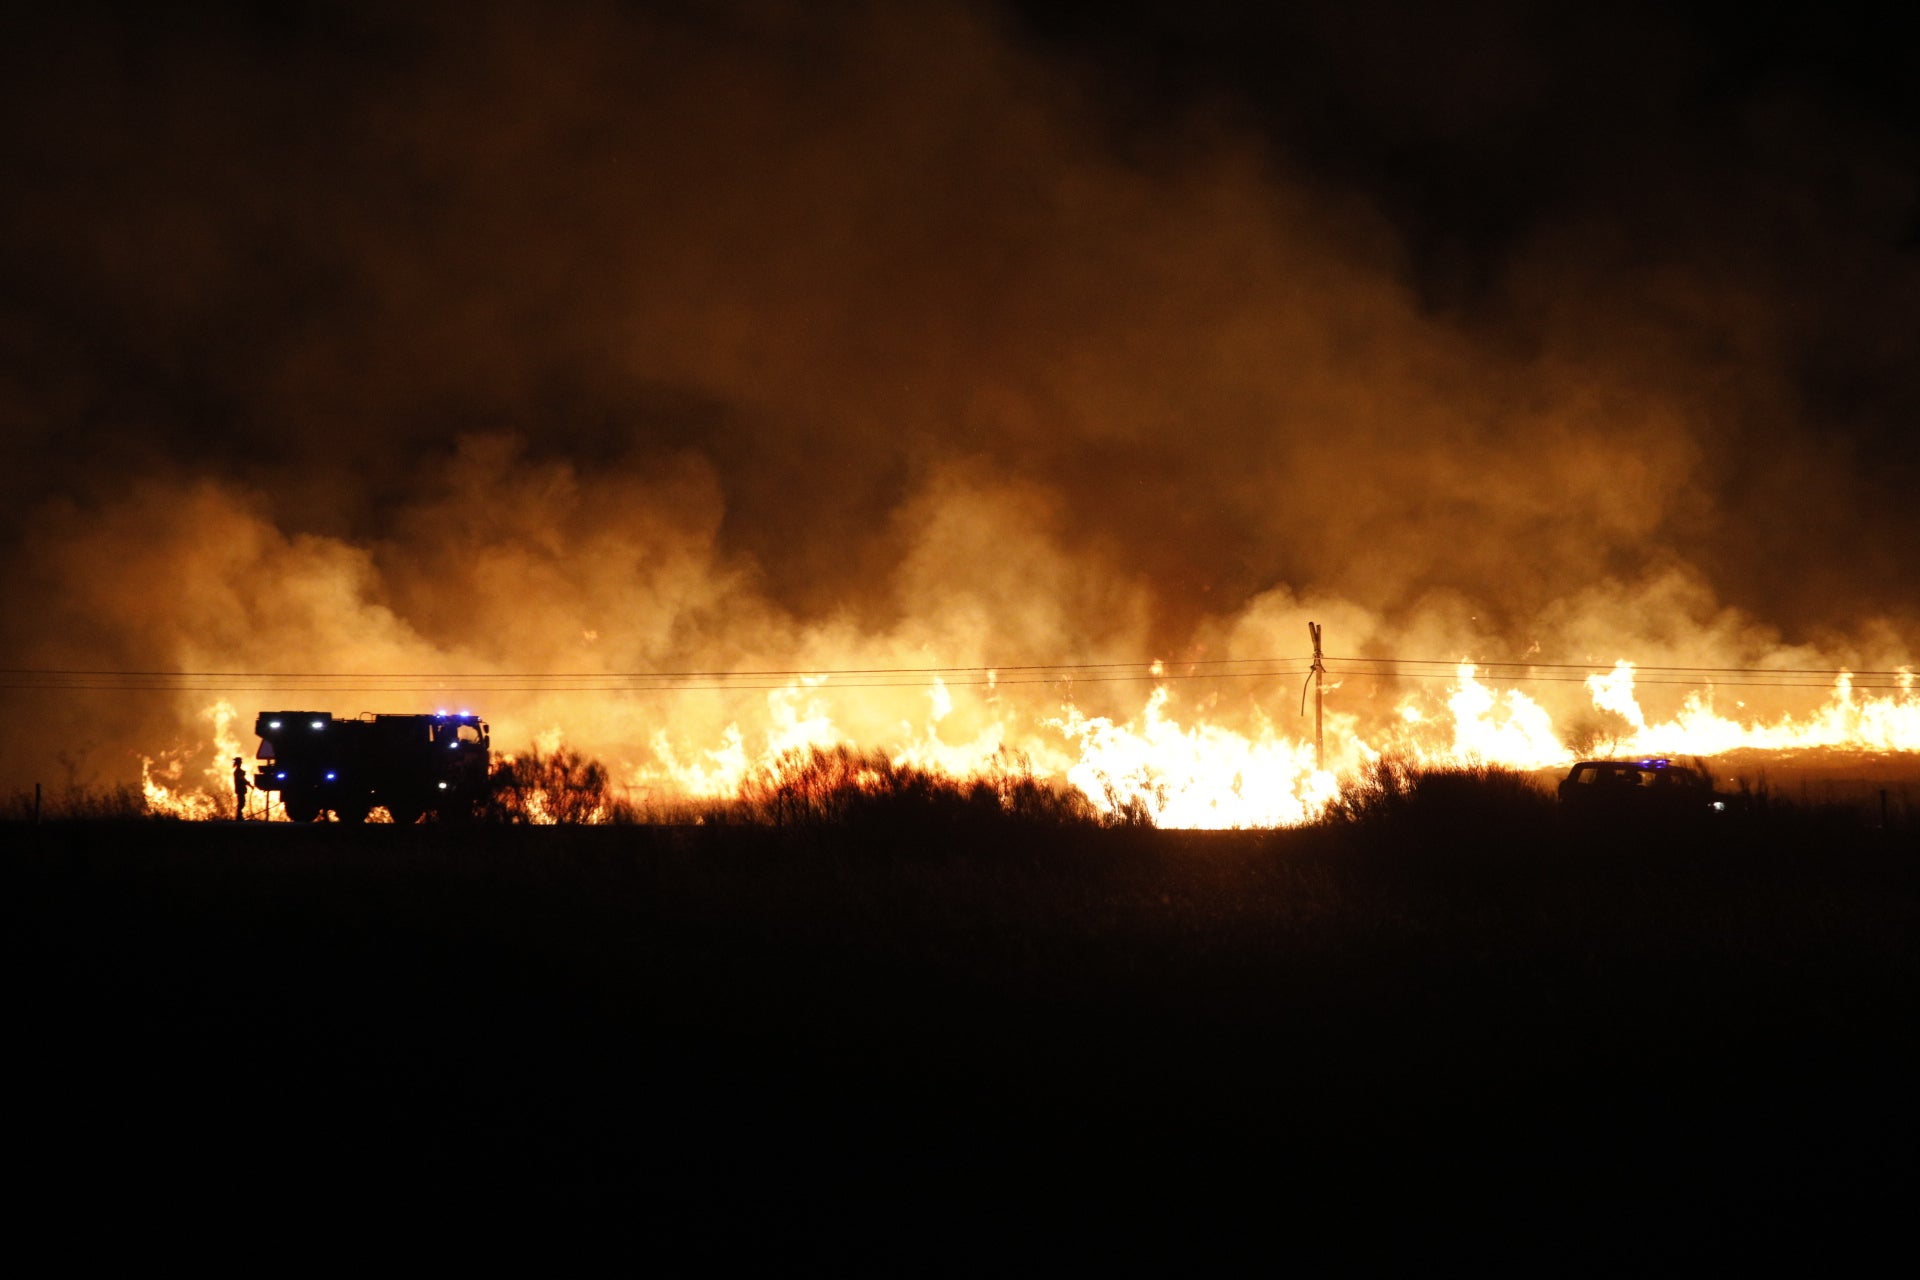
[
  {"left": 337, "top": 798, "right": 372, "bottom": 824},
  {"left": 285, "top": 793, "right": 321, "bottom": 823},
  {"left": 435, "top": 799, "right": 476, "bottom": 824},
  {"left": 387, "top": 804, "right": 423, "bottom": 826}
]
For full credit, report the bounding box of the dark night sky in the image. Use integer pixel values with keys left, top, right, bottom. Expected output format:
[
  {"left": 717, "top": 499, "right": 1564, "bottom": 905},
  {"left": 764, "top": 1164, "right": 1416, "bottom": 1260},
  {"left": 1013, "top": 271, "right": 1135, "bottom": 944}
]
[{"left": 4, "top": 0, "right": 1919, "bottom": 785}]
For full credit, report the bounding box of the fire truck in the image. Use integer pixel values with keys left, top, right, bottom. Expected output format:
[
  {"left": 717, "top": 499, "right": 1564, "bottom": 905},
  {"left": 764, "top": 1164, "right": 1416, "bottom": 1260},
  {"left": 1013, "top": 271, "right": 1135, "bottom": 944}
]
[{"left": 252, "top": 710, "right": 491, "bottom": 823}]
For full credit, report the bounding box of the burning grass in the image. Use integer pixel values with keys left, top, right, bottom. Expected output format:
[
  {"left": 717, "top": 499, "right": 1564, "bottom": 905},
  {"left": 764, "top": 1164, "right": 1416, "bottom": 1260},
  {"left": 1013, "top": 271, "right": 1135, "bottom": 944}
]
[
  {"left": 484, "top": 746, "right": 615, "bottom": 824},
  {"left": 731, "top": 744, "right": 1104, "bottom": 828},
  {"left": 451, "top": 742, "right": 1109, "bottom": 829},
  {"left": 116, "top": 659, "right": 1920, "bottom": 829},
  {"left": 484, "top": 743, "right": 1103, "bottom": 828},
  {"left": 38, "top": 738, "right": 1920, "bottom": 838}
]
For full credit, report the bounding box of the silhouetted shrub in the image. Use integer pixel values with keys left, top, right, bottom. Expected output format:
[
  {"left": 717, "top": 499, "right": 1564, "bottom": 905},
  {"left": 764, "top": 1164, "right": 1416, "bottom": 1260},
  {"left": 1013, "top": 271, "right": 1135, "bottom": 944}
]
[
  {"left": 1319, "top": 754, "right": 1554, "bottom": 831},
  {"left": 736, "top": 745, "right": 1101, "bottom": 829},
  {"left": 485, "top": 748, "right": 613, "bottom": 824}
]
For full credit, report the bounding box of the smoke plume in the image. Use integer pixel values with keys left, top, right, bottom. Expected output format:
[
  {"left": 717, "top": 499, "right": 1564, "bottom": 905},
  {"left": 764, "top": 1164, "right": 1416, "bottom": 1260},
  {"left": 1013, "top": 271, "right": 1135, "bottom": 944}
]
[{"left": 3, "top": 0, "right": 1917, "bottom": 796}]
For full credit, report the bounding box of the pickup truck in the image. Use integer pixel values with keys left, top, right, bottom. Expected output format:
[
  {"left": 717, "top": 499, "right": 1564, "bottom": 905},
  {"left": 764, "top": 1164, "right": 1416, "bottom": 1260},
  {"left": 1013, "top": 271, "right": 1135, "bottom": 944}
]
[{"left": 1557, "top": 757, "right": 1724, "bottom": 815}]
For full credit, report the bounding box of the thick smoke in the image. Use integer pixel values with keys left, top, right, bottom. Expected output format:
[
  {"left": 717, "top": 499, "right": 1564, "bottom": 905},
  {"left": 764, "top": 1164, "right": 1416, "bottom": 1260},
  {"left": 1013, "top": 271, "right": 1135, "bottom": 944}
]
[{"left": 2, "top": 0, "right": 1917, "bottom": 792}]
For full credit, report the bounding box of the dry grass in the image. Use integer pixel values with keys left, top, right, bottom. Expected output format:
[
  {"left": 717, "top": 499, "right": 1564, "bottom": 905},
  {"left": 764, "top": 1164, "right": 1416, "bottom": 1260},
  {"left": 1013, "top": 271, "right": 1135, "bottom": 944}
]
[
  {"left": 1, "top": 783, "right": 156, "bottom": 822},
  {"left": 469, "top": 743, "right": 1107, "bottom": 829},
  {"left": 1318, "top": 753, "right": 1557, "bottom": 831},
  {"left": 733, "top": 744, "right": 1103, "bottom": 828}
]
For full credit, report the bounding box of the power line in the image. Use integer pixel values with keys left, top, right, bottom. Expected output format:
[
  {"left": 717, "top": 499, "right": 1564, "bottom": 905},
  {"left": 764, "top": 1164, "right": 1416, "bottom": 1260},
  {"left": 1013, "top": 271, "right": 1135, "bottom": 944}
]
[
  {"left": 0, "top": 668, "right": 1313, "bottom": 694},
  {"left": 0, "top": 654, "right": 1912, "bottom": 695},
  {"left": 0, "top": 658, "right": 1303, "bottom": 682},
  {"left": 5, "top": 655, "right": 1912, "bottom": 679},
  {"left": 1322, "top": 667, "right": 1917, "bottom": 692},
  {"left": 1323, "top": 659, "right": 1907, "bottom": 679}
]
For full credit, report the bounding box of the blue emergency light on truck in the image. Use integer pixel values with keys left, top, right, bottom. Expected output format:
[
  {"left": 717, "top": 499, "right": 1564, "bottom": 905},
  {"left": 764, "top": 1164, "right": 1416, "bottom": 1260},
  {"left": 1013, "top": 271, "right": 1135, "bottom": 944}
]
[{"left": 252, "top": 710, "right": 490, "bottom": 824}]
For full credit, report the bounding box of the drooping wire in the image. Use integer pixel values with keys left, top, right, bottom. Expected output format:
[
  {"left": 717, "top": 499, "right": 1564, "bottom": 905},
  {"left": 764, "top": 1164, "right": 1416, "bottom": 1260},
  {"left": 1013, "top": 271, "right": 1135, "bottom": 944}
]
[{"left": 0, "top": 654, "right": 1913, "bottom": 695}]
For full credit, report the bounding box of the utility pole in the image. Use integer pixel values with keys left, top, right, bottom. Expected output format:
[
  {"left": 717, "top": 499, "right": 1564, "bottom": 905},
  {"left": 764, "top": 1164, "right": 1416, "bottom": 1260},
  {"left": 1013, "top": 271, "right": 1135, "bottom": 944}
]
[{"left": 1303, "top": 621, "right": 1325, "bottom": 770}]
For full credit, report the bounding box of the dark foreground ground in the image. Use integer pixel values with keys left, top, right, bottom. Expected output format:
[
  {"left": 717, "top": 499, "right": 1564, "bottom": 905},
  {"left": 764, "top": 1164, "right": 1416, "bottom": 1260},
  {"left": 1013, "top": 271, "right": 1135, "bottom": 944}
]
[{"left": 5, "top": 812, "right": 1915, "bottom": 1266}]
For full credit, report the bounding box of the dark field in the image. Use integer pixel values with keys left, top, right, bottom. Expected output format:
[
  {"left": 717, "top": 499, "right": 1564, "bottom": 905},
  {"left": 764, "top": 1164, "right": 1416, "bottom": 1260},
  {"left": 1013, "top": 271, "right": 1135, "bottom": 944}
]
[{"left": 6, "top": 811, "right": 1915, "bottom": 1264}]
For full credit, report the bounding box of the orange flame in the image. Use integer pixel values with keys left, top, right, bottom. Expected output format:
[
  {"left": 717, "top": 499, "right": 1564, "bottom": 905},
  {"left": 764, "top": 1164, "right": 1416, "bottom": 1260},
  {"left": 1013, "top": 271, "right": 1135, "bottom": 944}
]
[
  {"left": 149, "top": 658, "right": 1920, "bottom": 828},
  {"left": 142, "top": 699, "right": 245, "bottom": 819}
]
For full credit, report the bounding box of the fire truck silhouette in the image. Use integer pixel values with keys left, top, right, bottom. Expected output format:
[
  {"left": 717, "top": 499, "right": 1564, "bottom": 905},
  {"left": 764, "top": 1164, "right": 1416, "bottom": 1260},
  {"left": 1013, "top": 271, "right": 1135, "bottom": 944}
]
[{"left": 252, "top": 711, "right": 490, "bottom": 824}]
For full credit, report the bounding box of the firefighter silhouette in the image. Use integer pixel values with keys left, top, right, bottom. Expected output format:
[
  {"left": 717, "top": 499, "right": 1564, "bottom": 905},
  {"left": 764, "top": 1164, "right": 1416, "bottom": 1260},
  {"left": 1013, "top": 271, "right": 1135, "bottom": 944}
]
[{"left": 232, "top": 756, "right": 250, "bottom": 821}]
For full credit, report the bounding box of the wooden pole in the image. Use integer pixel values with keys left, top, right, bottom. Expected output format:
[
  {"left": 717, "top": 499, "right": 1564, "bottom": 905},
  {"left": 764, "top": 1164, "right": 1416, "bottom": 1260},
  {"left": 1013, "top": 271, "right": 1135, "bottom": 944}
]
[{"left": 1308, "top": 621, "right": 1325, "bottom": 771}]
